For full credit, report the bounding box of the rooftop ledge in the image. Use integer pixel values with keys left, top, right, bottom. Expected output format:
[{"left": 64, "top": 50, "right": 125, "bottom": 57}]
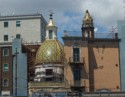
[
  {"left": 63, "top": 31, "right": 118, "bottom": 39},
  {"left": 28, "top": 81, "right": 66, "bottom": 88}
]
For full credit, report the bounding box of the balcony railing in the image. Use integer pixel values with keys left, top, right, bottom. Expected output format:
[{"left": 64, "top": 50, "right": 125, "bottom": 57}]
[{"left": 69, "top": 57, "right": 85, "bottom": 63}]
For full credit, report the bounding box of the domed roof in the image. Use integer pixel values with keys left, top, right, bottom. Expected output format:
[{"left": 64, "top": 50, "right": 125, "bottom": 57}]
[
  {"left": 35, "top": 39, "right": 64, "bottom": 65},
  {"left": 83, "top": 10, "right": 93, "bottom": 24}
]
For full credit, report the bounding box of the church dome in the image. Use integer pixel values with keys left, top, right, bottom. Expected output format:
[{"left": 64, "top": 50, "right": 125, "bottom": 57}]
[{"left": 35, "top": 39, "right": 64, "bottom": 65}]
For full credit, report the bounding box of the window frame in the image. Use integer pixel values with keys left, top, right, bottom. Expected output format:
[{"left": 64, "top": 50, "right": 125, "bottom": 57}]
[
  {"left": 3, "top": 63, "right": 9, "bottom": 71},
  {"left": 4, "top": 21, "right": 8, "bottom": 28},
  {"left": 4, "top": 35, "right": 8, "bottom": 41},
  {"left": 73, "top": 67, "right": 81, "bottom": 81},
  {"left": 73, "top": 47, "right": 80, "bottom": 62},
  {"left": 16, "top": 21, "right": 21, "bottom": 27},
  {"left": 3, "top": 48, "right": 9, "bottom": 56},
  {"left": 16, "top": 34, "right": 21, "bottom": 39},
  {"left": 3, "top": 79, "right": 9, "bottom": 87}
]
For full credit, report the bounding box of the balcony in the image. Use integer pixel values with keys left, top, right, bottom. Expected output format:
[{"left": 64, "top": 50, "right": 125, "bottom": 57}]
[
  {"left": 69, "top": 57, "right": 85, "bottom": 64},
  {"left": 70, "top": 80, "right": 85, "bottom": 88}
]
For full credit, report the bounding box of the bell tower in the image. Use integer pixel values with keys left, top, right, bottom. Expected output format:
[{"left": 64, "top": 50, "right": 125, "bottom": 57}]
[{"left": 81, "top": 10, "right": 94, "bottom": 39}]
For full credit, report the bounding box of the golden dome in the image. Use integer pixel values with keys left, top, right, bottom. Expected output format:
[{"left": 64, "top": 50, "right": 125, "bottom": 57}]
[
  {"left": 83, "top": 10, "right": 93, "bottom": 24},
  {"left": 35, "top": 39, "right": 64, "bottom": 65}
]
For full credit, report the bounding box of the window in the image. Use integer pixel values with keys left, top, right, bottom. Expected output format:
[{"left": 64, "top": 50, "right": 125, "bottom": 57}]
[
  {"left": 4, "top": 35, "right": 8, "bottom": 41},
  {"left": 16, "top": 34, "right": 20, "bottom": 39},
  {"left": 73, "top": 48, "right": 80, "bottom": 62},
  {"left": 3, "top": 79, "right": 9, "bottom": 87},
  {"left": 49, "top": 30, "right": 53, "bottom": 39},
  {"left": 73, "top": 68, "right": 81, "bottom": 81},
  {"left": 3, "top": 48, "right": 9, "bottom": 56},
  {"left": 3, "top": 64, "right": 9, "bottom": 71},
  {"left": 4, "top": 21, "right": 8, "bottom": 27},
  {"left": 45, "top": 69, "right": 53, "bottom": 81},
  {"left": 16, "top": 21, "right": 21, "bottom": 27},
  {"left": 46, "top": 69, "right": 53, "bottom": 76}
]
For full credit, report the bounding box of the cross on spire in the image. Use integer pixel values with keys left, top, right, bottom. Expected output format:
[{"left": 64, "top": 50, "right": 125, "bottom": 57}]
[{"left": 49, "top": 9, "right": 54, "bottom": 19}]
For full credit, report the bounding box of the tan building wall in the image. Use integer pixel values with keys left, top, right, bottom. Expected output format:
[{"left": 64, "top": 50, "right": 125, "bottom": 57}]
[
  {"left": 64, "top": 39, "right": 120, "bottom": 92},
  {"left": 89, "top": 43, "right": 120, "bottom": 92},
  {"left": 64, "top": 40, "right": 90, "bottom": 92}
]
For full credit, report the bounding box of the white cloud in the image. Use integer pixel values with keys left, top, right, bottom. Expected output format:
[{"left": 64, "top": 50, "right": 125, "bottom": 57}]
[{"left": 0, "top": 0, "right": 123, "bottom": 37}]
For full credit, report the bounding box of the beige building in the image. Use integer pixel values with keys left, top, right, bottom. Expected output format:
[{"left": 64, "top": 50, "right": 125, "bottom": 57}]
[{"left": 0, "top": 14, "right": 47, "bottom": 43}]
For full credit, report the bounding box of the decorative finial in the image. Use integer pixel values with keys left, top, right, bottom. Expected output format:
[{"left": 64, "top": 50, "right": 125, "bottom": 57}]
[
  {"left": 49, "top": 9, "right": 54, "bottom": 19},
  {"left": 86, "top": 10, "right": 89, "bottom": 13}
]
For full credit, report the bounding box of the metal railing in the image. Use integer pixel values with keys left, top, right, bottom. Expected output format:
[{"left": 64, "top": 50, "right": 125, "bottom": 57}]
[
  {"left": 69, "top": 57, "right": 85, "bottom": 63},
  {"left": 94, "top": 33, "right": 117, "bottom": 39},
  {"left": 63, "top": 31, "right": 118, "bottom": 39}
]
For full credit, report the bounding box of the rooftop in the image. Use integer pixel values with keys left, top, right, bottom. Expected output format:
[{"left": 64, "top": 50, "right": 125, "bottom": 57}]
[
  {"left": 63, "top": 31, "right": 118, "bottom": 39},
  {"left": 0, "top": 13, "right": 47, "bottom": 23}
]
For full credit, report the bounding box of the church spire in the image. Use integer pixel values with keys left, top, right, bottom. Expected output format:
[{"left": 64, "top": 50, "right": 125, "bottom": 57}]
[{"left": 46, "top": 13, "right": 58, "bottom": 40}]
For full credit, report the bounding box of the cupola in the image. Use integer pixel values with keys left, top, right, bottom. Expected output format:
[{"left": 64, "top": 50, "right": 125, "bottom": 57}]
[
  {"left": 46, "top": 13, "right": 58, "bottom": 40},
  {"left": 35, "top": 14, "right": 64, "bottom": 65}
]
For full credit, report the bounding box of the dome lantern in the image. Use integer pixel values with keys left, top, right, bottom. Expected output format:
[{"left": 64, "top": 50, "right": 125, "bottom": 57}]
[{"left": 46, "top": 13, "right": 58, "bottom": 40}]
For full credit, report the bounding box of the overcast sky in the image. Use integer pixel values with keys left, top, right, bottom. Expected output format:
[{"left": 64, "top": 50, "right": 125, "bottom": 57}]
[{"left": 0, "top": 0, "right": 124, "bottom": 41}]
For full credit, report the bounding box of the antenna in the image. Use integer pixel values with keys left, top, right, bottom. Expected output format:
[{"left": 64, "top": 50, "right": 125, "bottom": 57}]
[
  {"left": 109, "top": 26, "right": 118, "bottom": 33},
  {"left": 48, "top": 9, "right": 54, "bottom": 19},
  {"left": 37, "top": 10, "right": 39, "bottom": 14}
]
